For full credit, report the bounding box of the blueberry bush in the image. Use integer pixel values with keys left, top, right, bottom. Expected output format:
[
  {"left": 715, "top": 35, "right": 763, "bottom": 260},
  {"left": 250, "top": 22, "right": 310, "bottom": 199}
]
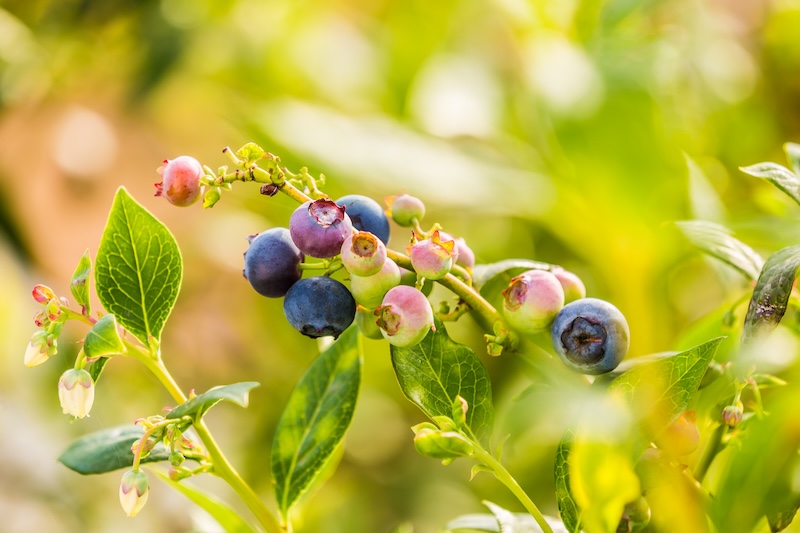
[{"left": 22, "top": 140, "right": 800, "bottom": 533}]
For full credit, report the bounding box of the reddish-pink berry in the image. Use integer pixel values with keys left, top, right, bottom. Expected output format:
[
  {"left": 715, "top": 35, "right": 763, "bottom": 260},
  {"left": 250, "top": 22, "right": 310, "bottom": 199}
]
[
  {"left": 155, "top": 156, "right": 203, "bottom": 207},
  {"left": 551, "top": 266, "right": 587, "bottom": 304},
  {"left": 503, "top": 269, "right": 565, "bottom": 332},
  {"left": 290, "top": 199, "right": 354, "bottom": 258},
  {"left": 375, "top": 286, "right": 434, "bottom": 347},
  {"left": 410, "top": 230, "right": 456, "bottom": 280},
  {"left": 341, "top": 231, "right": 386, "bottom": 277}
]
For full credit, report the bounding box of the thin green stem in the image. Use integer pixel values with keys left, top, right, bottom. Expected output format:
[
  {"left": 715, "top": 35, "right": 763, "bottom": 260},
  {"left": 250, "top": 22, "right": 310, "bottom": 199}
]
[
  {"left": 126, "top": 341, "right": 284, "bottom": 533},
  {"left": 694, "top": 423, "right": 724, "bottom": 482},
  {"left": 471, "top": 446, "right": 554, "bottom": 533}
]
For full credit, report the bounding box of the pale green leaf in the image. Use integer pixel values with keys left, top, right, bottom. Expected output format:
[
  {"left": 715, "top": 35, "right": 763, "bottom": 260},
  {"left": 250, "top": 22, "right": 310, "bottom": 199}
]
[
  {"left": 70, "top": 250, "right": 92, "bottom": 314},
  {"left": 740, "top": 162, "right": 800, "bottom": 206},
  {"left": 271, "top": 325, "right": 362, "bottom": 517},
  {"left": 152, "top": 470, "right": 256, "bottom": 533},
  {"left": 743, "top": 245, "right": 800, "bottom": 342},
  {"left": 83, "top": 314, "right": 124, "bottom": 359},
  {"left": 784, "top": 142, "right": 800, "bottom": 176},
  {"left": 95, "top": 187, "right": 182, "bottom": 346},
  {"left": 445, "top": 507, "right": 569, "bottom": 533},
  {"left": 391, "top": 319, "right": 493, "bottom": 442},
  {"left": 166, "top": 382, "right": 260, "bottom": 421},
  {"left": 58, "top": 425, "right": 171, "bottom": 475},
  {"left": 235, "top": 142, "right": 266, "bottom": 164},
  {"left": 675, "top": 220, "right": 763, "bottom": 280}
]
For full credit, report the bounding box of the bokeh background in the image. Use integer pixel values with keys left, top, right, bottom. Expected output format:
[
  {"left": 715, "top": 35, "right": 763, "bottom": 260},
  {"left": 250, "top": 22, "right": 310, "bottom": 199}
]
[{"left": 2, "top": 0, "right": 800, "bottom": 532}]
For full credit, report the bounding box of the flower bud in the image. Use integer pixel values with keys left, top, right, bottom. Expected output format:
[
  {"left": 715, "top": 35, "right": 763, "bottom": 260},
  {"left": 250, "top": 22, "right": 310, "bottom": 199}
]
[
  {"left": 119, "top": 470, "right": 150, "bottom": 517},
  {"left": 722, "top": 401, "right": 744, "bottom": 428},
  {"left": 46, "top": 298, "right": 62, "bottom": 322},
  {"left": 24, "top": 330, "right": 50, "bottom": 367},
  {"left": 169, "top": 451, "right": 185, "bottom": 467},
  {"left": 58, "top": 369, "right": 95, "bottom": 418},
  {"left": 32, "top": 284, "right": 56, "bottom": 304},
  {"left": 413, "top": 428, "right": 474, "bottom": 461}
]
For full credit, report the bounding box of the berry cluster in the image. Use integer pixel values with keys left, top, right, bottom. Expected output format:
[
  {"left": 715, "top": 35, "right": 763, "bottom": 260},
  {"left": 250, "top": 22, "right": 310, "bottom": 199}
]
[{"left": 156, "top": 153, "right": 631, "bottom": 372}]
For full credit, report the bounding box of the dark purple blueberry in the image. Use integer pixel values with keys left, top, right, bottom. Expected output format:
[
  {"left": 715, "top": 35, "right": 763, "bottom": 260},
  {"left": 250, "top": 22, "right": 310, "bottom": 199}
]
[
  {"left": 243, "top": 228, "right": 304, "bottom": 298},
  {"left": 283, "top": 276, "right": 356, "bottom": 339},
  {"left": 336, "top": 194, "right": 391, "bottom": 244},
  {"left": 289, "top": 199, "right": 354, "bottom": 258}
]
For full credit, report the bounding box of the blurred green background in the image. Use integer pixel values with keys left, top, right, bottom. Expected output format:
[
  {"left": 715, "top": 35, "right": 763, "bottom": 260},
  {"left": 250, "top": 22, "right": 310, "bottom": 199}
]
[{"left": 2, "top": 1, "right": 800, "bottom": 532}]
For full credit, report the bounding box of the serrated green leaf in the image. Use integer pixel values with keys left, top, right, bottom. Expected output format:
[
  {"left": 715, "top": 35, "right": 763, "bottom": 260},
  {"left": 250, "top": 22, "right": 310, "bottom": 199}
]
[
  {"left": 740, "top": 162, "right": 800, "bottom": 206},
  {"left": 84, "top": 314, "right": 124, "bottom": 359},
  {"left": 271, "top": 325, "right": 362, "bottom": 517},
  {"left": 606, "top": 337, "right": 723, "bottom": 432},
  {"left": 391, "top": 319, "right": 493, "bottom": 443},
  {"left": 554, "top": 428, "right": 581, "bottom": 533},
  {"left": 743, "top": 245, "right": 800, "bottom": 342},
  {"left": 236, "top": 142, "right": 266, "bottom": 164},
  {"left": 710, "top": 386, "right": 800, "bottom": 533},
  {"left": 167, "top": 382, "right": 260, "bottom": 421},
  {"left": 784, "top": 143, "right": 800, "bottom": 176},
  {"left": 58, "top": 425, "right": 171, "bottom": 475},
  {"left": 95, "top": 187, "right": 182, "bottom": 347},
  {"left": 70, "top": 250, "right": 92, "bottom": 314},
  {"left": 675, "top": 220, "right": 763, "bottom": 280},
  {"left": 152, "top": 470, "right": 256, "bottom": 533},
  {"left": 473, "top": 259, "right": 552, "bottom": 300}
]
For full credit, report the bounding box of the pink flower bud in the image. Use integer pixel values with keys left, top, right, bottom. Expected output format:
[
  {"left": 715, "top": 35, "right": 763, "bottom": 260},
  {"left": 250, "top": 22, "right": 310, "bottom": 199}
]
[{"left": 32, "top": 284, "right": 56, "bottom": 304}]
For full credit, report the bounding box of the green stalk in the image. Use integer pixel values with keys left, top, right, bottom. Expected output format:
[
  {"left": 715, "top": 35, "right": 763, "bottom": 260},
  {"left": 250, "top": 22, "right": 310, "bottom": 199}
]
[
  {"left": 127, "top": 341, "right": 284, "bottom": 533},
  {"left": 471, "top": 445, "right": 555, "bottom": 533},
  {"left": 694, "top": 423, "right": 725, "bottom": 482}
]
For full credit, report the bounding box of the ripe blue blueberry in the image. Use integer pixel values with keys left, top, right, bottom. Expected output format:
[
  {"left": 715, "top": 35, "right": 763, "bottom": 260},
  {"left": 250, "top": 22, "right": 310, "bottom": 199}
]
[
  {"left": 243, "top": 228, "right": 304, "bottom": 298},
  {"left": 283, "top": 276, "right": 356, "bottom": 339},
  {"left": 336, "top": 194, "right": 391, "bottom": 244},
  {"left": 289, "top": 199, "right": 354, "bottom": 258},
  {"left": 551, "top": 298, "right": 630, "bottom": 375}
]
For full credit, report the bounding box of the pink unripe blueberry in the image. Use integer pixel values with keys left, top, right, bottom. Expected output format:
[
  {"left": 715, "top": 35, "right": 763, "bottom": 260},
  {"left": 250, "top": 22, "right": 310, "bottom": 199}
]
[
  {"left": 155, "top": 156, "right": 203, "bottom": 207},
  {"left": 503, "top": 269, "right": 565, "bottom": 332},
  {"left": 387, "top": 194, "right": 425, "bottom": 227},
  {"left": 454, "top": 237, "right": 475, "bottom": 271},
  {"left": 350, "top": 258, "right": 401, "bottom": 308},
  {"left": 375, "top": 285, "right": 434, "bottom": 347},
  {"left": 290, "top": 199, "right": 354, "bottom": 258},
  {"left": 410, "top": 230, "right": 455, "bottom": 280},
  {"left": 341, "top": 231, "right": 386, "bottom": 277},
  {"left": 551, "top": 266, "right": 587, "bottom": 304}
]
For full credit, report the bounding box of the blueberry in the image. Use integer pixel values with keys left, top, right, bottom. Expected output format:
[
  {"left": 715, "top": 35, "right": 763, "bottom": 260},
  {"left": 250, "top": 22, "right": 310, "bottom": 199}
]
[
  {"left": 410, "top": 230, "right": 456, "bottom": 280},
  {"left": 551, "top": 297, "right": 630, "bottom": 375},
  {"left": 502, "top": 270, "right": 564, "bottom": 332},
  {"left": 387, "top": 194, "right": 425, "bottom": 227},
  {"left": 340, "top": 231, "right": 387, "bottom": 277},
  {"left": 243, "top": 228, "right": 304, "bottom": 298},
  {"left": 283, "top": 276, "right": 356, "bottom": 339},
  {"left": 551, "top": 266, "right": 587, "bottom": 304},
  {"left": 375, "top": 285, "right": 434, "bottom": 347},
  {"left": 336, "top": 194, "right": 391, "bottom": 244},
  {"left": 155, "top": 156, "right": 203, "bottom": 207},
  {"left": 289, "top": 199, "right": 354, "bottom": 258},
  {"left": 349, "top": 258, "right": 401, "bottom": 308}
]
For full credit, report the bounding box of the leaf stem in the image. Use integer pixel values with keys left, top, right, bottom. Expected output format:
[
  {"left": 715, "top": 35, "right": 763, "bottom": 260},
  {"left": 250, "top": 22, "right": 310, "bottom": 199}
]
[
  {"left": 694, "top": 422, "right": 725, "bottom": 482},
  {"left": 471, "top": 445, "right": 555, "bottom": 533},
  {"left": 126, "top": 341, "right": 285, "bottom": 533}
]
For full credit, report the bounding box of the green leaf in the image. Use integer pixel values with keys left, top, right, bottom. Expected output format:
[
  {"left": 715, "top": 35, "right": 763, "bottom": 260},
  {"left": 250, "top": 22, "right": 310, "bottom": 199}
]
[
  {"left": 83, "top": 314, "right": 125, "bottom": 359},
  {"left": 391, "top": 319, "right": 493, "bottom": 442},
  {"left": 554, "top": 428, "right": 581, "bottom": 533},
  {"left": 445, "top": 506, "right": 567, "bottom": 532},
  {"left": 675, "top": 220, "right": 763, "bottom": 280},
  {"left": 166, "top": 382, "right": 260, "bottom": 421},
  {"left": 58, "top": 425, "right": 171, "bottom": 475},
  {"left": 95, "top": 187, "right": 182, "bottom": 347},
  {"left": 784, "top": 142, "right": 800, "bottom": 176},
  {"left": 473, "top": 259, "right": 552, "bottom": 299},
  {"left": 743, "top": 245, "right": 800, "bottom": 342},
  {"left": 740, "top": 162, "right": 800, "bottom": 206},
  {"left": 152, "top": 470, "right": 256, "bottom": 533},
  {"left": 70, "top": 250, "right": 92, "bottom": 314},
  {"left": 87, "top": 356, "right": 110, "bottom": 383},
  {"left": 271, "top": 325, "right": 362, "bottom": 517},
  {"left": 484, "top": 500, "right": 538, "bottom": 533},
  {"left": 236, "top": 142, "right": 266, "bottom": 164}
]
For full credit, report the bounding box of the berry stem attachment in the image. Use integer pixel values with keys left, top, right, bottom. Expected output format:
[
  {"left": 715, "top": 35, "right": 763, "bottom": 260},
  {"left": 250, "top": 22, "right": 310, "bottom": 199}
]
[{"left": 470, "top": 445, "right": 555, "bottom": 533}]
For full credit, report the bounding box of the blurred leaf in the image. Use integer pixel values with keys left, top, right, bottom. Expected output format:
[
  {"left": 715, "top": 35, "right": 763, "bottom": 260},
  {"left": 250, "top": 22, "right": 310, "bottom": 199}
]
[
  {"left": 391, "top": 319, "right": 493, "bottom": 442},
  {"left": 768, "top": 504, "right": 800, "bottom": 533},
  {"left": 554, "top": 428, "right": 581, "bottom": 533},
  {"left": 236, "top": 142, "right": 266, "bottom": 165},
  {"left": 445, "top": 506, "right": 568, "bottom": 533},
  {"left": 710, "top": 386, "right": 800, "bottom": 533},
  {"left": 69, "top": 250, "right": 92, "bottom": 315},
  {"left": 784, "top": 142, "right": 800, "bottom": 176},
  {"left": 83, "top": 314, "right": 124, "bottom": 359},
  {"left": 473, "top": 259, "right": 551, "bottom": 296},
  {"left": 743, "top": 245, "right": 800, "bottom": 342},
  {"left": 740, "top": 162, "right": 800, "bottom": 207},
  {"left": 606, "top": 338, "right": 723, "bottom": 432},
  {"left": 95, "top": 187, "right": 182, "bottom": 347},
  {"left": 686, "top": 155, "right": 726, "bottom": 222},
  {"left": 271, "top": 325, "right": 362, "bottom": 518},
  {"left": 675, "top": 220, "right": 763, "bottom": 280},
  {"left": 166, "top": 382, "right": 260, "bottom": 421},
  {"left": 58, "top": 426, "right": 170, "bottom": 475},
  {"left": 152, "top": 470, "right": 256, "bottom": 533}
]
